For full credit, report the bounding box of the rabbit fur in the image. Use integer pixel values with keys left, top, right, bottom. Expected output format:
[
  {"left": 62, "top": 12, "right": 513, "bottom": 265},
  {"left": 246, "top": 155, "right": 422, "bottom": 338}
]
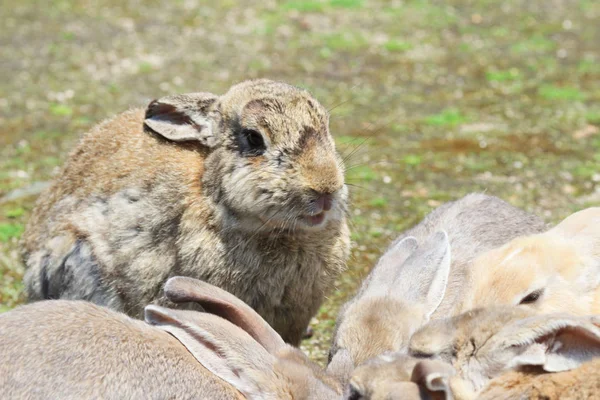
[
  {"left": 350, "top": 307, "right": 600, "bottom": 400},
  {"left": 20, "top": 79, "right": 350, "bottom": 345},
  {"left": 329, "top": 193, "right": 547, "bottom": 371},
  {"left": 462, "top": 207, "right": 600, "bottom": 316},
  {"left": 0, "top": 277, "right": 344, "bottom": 400}
]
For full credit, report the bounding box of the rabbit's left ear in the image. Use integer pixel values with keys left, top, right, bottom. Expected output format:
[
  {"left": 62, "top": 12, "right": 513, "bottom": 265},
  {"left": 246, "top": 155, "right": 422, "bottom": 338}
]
[
  {"left": 552, "top": 207, "right": 600, "bottom": 249},
  {"left": 145, "top": 305, "right": 277, "bottom": 398},
  {"left": 411, "top": 359, "right": 457, "bottom": 400},
  {"left": 163, "top": 276, "right": 285, "bottom": 354},
  {"left": 144, "top": 92, "right": 220, "bottom": 147}
]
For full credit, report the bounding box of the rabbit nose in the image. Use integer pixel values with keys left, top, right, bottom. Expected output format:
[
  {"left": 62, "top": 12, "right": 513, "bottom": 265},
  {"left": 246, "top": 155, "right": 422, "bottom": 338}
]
[{"left": 313, "top": 193, "right": 333, "bottom": 212}]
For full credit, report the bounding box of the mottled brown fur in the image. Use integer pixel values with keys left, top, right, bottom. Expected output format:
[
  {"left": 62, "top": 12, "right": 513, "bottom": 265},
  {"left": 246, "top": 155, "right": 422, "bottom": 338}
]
[{"left": 21, "top": 79, "right": 350, "bottom": 345}]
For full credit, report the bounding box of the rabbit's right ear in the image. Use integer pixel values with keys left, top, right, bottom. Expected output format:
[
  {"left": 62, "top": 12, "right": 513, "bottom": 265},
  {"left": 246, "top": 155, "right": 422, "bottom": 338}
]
[
  {"left": 163, "top": 277, "right": 285, "bottom": 353},
  {"left": 145, "top": 305, "right": 277, "bottom": 398},
  {"left": 392, "top": 231, "right": 452, "bottom": 320},
  {"left": 361, "top": 236, "right": 419, "bottom": 297},
  {"left": 144, "top": 92, "right": 219, "bottom": 147}
]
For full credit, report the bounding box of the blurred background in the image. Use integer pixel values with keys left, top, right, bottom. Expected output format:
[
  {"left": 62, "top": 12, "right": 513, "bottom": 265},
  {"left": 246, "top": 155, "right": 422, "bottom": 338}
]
[{"left": 1, "top": 0, "right": 599, "bottom": 363}]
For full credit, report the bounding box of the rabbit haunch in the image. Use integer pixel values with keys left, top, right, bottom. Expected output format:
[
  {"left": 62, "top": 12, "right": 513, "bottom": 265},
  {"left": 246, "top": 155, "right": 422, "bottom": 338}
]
[{"left": 20, "top": 79, "right": 350, "bottom": 345}]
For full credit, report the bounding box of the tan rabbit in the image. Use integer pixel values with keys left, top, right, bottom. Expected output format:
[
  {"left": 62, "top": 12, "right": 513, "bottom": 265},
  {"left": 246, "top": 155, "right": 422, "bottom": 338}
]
[
  {"left": 0, "top": 277, "right": 343, "bottom": 399},
  {"left": 329, "top": 193, "right": 546, "bottom": 375},
  {"left": 348, "top": 307, "right": 600, "bottom": 400},
  {"left": 328, "top": 230, "right": 452, "bottom": 387},
  {"left": 20, "top": 79, "right": 350, "bottom": 345},
  {"left": 461, "top": 207, "right": 600, "bottom": 316}
]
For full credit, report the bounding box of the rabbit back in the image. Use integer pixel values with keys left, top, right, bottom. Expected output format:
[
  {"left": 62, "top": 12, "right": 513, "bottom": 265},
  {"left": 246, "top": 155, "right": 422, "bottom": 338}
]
[{"left": 0, "top": 300, "right": 241, "bottom": 399}]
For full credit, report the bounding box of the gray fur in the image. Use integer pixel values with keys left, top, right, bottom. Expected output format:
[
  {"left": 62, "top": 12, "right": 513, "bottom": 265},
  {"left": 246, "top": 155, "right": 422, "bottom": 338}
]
[
  {"left": 384, "top": 193, "right": 547, "bottom": 317},
  {"left": 329, "top": 193, "right": 547, "bottom": 366}
]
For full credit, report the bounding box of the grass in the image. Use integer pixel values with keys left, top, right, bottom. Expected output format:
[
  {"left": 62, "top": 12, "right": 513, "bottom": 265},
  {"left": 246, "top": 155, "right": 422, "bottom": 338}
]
[{"left": 538, "top": 85, "right": 586, "bottom": 101}]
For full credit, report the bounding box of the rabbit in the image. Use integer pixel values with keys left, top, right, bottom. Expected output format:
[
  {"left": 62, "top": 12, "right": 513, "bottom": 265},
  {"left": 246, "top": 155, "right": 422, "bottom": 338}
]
[
  {"left": 460, "top": 207, "right": 600, "bottom": 316},
  {"left": 347, "top": 355, "right": 454, "bottom": 400},
  {"left": 0, "top": 276, "right": 344, "bottom": 400},
  {"left": 20, "top": 79, "right": 350, "bottom": 345},
  {"left": 329, "top": 231, "right": 451, "bottom": 376},
  {"left": 329, "top": 193, "right": 546, "bottom": 371},
  {"left": 350, "top": 306, "right": 600, "bottom": 400}
]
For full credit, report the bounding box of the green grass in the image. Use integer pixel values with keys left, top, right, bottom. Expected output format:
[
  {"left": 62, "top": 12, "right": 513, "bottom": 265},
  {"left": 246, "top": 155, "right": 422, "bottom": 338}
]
[
  {"left": 485, "top": 68, "right": 521, "bottom": 82},
  {"left": 49, "top": 103, "right": 74, "bottom": 117},
  {"left": 383, "top": 40, "right": 413, "bottom": 52},
  {"left": 0, "top": 223, "right": 24, "bottom": 243},
  {"left": 538, "top": 85, "right": 585, "bottom": 101},
  {"left": 425, "top": 109, "right": 468, "bottom": 127}
]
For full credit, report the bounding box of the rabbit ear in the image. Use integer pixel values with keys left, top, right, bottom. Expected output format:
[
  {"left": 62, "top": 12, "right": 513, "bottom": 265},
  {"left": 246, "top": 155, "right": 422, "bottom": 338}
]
[
  {"left": 144, "top": 92, "right": 219, "bottom": 147},
  {"left": 163, "top": 277, "right": 285, "bottom": 354},
  {"left": 552, "top": 207, "right": 600, "bottom": 243},
  {"left": 411, "top": 359, "right": 456, "bottom": 400},
  {"left": 361, "top": 236, "right": 419, "bottom": 298},
  {"left": 392, "top": 231, "right": 452, "bottom": 320},
  {"left": 326, "top": 348, "right": 354, "bottom": 385},
  {"left": 145, "top": 305, "right": 276, "bottom": 398},
  {"left": 485, "top": 313, "right": 600, "bottom": 373}
]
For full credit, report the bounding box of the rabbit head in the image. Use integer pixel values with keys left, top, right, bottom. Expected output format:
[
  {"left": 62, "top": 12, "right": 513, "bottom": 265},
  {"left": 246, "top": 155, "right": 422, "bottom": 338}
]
[
  {"left": 328, "top": 231, "right": 452, "bottom": 383},
  {"left": 462, "top": 207, "right": 600, "bottom": 315},
  {"left": 347, "top": 354, "right": 456, "bottom": 400},
  {"left": 407, "top": 307, "right": 600, "bottom": 398},
  {"left": 144, "top": 79, "right": 347, "bottom": 234},
  {"left": 151, "top": 276, "right": 343, "bottom": 400}
]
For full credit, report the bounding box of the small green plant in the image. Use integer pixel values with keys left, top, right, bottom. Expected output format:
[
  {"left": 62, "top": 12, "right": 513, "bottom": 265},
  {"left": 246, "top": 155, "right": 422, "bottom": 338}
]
[
  {"left": 369, "top": 197, "right": 388, "bottom": 207},
  {"left": 403, "top": 154, "right": 422, "bottom": 166},
  {"left": 346, "top": 165, "right": 377, "bottom": 182},
  {"left": 485, "top": 68, "right": 521, "bottom": 82},
  {"left": 383, "top": 40, "right": 413, "bottom": 52},
  {"left": 329, "top": 0, "right": 363, "bottom": 8},
  {"left": 5, "top": 207, "right": 25, "bottom": 218},
  {"left": 425, "top": 109, "right": 468, "bottom": 127},
  {"left": 538, "top": 85, "right": 585, "bottom": 101},
  {"left": 282, "top": 1, "right": 324, "bottom": 12},
  {"left": 0, "top": 223, "right": 24, "bottom": 242},
  {"left": 49, "top": 103, "right": 73, "bottom": 117}
]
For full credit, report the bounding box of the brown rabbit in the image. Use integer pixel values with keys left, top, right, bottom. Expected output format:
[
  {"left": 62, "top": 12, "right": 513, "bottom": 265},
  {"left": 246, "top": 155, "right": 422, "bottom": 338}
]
[
  {"left": 20, "top": 79, "right": 350, "bottom": 345},
  {"left": 0, "top": 277, "right": 344, "bottom": 399}
]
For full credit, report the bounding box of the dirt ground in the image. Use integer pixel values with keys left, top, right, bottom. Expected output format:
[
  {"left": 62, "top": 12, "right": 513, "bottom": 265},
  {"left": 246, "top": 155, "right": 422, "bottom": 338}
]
[{"left": 1, "top": 0, "right": 599, "bottom": 363}]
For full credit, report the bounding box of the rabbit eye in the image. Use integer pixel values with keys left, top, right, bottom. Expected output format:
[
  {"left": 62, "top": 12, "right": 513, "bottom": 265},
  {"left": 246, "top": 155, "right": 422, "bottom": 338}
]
[
  {"left": 242, "top": 129, "right": 266, "bottom": 155},
  {"left": 519, "top": 288, "right": 544, "bottom": 305},
  {"left": 409, "top": 349, "right": 435, "bottom": 359}
]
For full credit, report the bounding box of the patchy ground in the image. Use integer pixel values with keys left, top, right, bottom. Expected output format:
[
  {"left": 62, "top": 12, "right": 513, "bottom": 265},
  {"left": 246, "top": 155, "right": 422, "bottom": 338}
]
[{"left": 1, "top": 0, "right": 599, "bottom": 364}]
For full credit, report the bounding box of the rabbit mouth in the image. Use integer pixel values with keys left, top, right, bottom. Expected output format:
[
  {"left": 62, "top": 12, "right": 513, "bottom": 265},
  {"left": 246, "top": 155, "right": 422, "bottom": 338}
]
[{"left": 302, "top": 211, "right": 327, "bottom": 227}]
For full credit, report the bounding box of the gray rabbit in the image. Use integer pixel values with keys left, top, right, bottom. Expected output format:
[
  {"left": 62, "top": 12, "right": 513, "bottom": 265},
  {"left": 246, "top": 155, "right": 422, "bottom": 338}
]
[{"left": 329, "top": 193, "right": 547, "bottom": 370}]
